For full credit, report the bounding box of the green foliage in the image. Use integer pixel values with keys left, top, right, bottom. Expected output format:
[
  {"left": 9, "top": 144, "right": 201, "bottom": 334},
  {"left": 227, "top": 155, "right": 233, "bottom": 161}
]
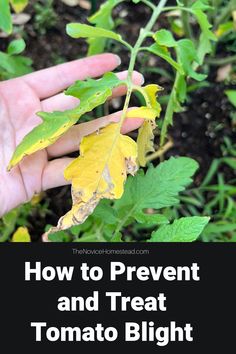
[
  {"left": 0, "top": 39, "right": 32, "bottom": 80},
  {"left": 0, "top": 0, "right": 29, "bottom": 34},
  {"left": 0, "top": 0, "right": 12, "bottom": 33},
  {"left": 33, "top": 0, "right": 57, "bottom": 35},
  {"left": 149, "top": 216, "right": 210, "bottom": 242},
  {"left": 8, "top": 72, "right": 123, "bottom": 170},
  {"left": 225, "top": 90, "right": 236, "bottom": 108},
  {"left": 87, "top": 0, "right": 123, "bottom": 55},
  {"left": 46, "top": 157, "right": 209, "bottom": 242}
]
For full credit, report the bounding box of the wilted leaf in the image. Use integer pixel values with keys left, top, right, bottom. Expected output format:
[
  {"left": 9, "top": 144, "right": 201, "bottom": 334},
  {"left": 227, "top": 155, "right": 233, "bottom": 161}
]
[
  {"left": 8, "top": 72, "right": 123, "bottom": 170},
  {"left": 149, "top": 216, "right": 210, "bottom": 242},
  {"left": 10, "top": 0, "right": 28, "bottom": 13},
  {"left": 136, "top": 85, "right": 162, "bottom": 166},
  {"left": 48, "top": 123, "right": 138, "bottom": 232},
  {"left": 126, "top": 107, "right": 157, "bottom": 120},
  {"left": 12, "top": 226, "right": 31, "bottom": 242}
]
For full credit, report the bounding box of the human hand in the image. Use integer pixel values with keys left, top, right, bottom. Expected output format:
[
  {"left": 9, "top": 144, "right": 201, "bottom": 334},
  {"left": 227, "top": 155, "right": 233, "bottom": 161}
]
[{"left": 0, "top": 53, "right": 144, "bottom": 217}]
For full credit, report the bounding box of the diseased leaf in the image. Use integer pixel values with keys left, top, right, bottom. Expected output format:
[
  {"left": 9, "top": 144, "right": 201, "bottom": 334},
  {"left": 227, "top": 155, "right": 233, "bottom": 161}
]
[
  {"left": 8, "top": 72, "right": 123, "bottom": 170},
  {"left": 136, "top": 85, "right": 162, "bottom": 166},
  {"left": 149, "top": 216, "right": 210, "bottom": 242},
  {"left": 0, "top": 0, "right": 12, "bottom": 33},
  {"left": 48, "top": 123, "right": 138, "bottom": 232},
  {"left": 12, "top": 226, "right": 31, "bottom": 242},
  {"left": 88, "top": 0, "right": 122, "bottom": 55},
  {"left": 115, "top": 157, "right": 199, "bottom": 217},
  {"left": 126, "top": 107, "right": 158, "bottom": 120},
  {"left": 10, "top": 0, "right": 28, "bottom": 13}
]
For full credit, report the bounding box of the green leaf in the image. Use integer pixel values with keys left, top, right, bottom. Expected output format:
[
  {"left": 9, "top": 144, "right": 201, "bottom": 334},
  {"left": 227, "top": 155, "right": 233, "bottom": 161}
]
[
  {"left": 153, "top": 29, "right": 177, "bottom": 48},
  {"left": 176, "top": 39, "right": 206, "bottom": 81},
  {"left": 225, "top": 90, "right": 236, "bottom": 108},
  {"left": 66, "top": 23, "right": 127, "bottom": 47},
  {"left": 8, "top": 72, "right": 123, "bottom": 170},
  {"left": 149, "top": 216, "right": 210, "bottom": 242},
  {"left": 7, "top": 38, "right": 26, "bottom": 55},
  {"left": 115, "top": 157, "right": 199, "bottom": 216},
  {"left": 146, "top": 43, "right": 184, "bottom": 74},
  {"left": 88, "top": 0, "right": 122, "bottom": 55},
  {"left": 134, "top": 211, "right": 169, "bottom": 226},
  {"left": 0, "top": 0, "right": 12, "bottom": 33},
  {"left": 191, "top": 0, "right": 217, "bottom": 64},
  {"left": 0, "top": 51, "right": 32, "bottom": 79}
]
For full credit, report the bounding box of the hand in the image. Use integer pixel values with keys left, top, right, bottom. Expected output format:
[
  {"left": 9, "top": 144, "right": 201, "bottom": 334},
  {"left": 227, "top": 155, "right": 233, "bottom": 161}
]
[{"left": 0, "top": 54, "right": 144, "bottom": 217}]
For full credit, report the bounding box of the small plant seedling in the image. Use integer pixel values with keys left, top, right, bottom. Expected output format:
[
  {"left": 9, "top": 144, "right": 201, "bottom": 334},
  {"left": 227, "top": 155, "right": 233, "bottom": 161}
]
[
  {"left": 8, "top": 0, "right": 216, "bottom": 241},
  {"left": 0, "top": 38, "right": 32, "bottom": 79}
]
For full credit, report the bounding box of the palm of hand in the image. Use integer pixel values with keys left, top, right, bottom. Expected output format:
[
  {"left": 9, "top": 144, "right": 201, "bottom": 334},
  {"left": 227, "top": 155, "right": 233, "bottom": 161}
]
[{"left": 0, "top": 79, "right": 46, "bottom": 216}]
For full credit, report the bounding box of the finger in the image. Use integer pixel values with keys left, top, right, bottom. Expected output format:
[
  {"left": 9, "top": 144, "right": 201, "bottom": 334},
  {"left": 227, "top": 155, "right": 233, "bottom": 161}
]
[
  {"left": 42, "top": 157, "right": 74, "bottom": 191},
  {"left": 22, "top": 53, "right": 121, "bottom": 100},
  {"left": 47, "top": 110, "right": 144, "bottom": 158},
  {"left": 41, "top": 70, "right": 144, "bottom": 112}
]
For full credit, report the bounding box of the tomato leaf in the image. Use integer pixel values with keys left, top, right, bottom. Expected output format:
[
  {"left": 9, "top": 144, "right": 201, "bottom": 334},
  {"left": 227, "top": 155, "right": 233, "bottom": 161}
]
[
  {"left": 136, "top": 85, "right": 162, "bottom": 166},
  {"left": 88, "top": 0, "right": 123, "bottom": 55},
  {"left": 8, "top": 72, "right": 123, "bottom": 170},
  {"left": 47, "top": 123, "right": 138, "bottom": 233},
  {"left": 66, "top": 23, "right": 127, "bottom": 47},
  {"left": 149, "top": 216, "right": 210, "bottom": 242}
]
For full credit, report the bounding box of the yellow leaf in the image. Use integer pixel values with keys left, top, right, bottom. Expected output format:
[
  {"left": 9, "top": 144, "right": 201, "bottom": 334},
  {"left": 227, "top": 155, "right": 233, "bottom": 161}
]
[
  {"left": 12, "top": 227, "right": 31, "bottom": 242},
  {"left": 137, "top": 85, "right": 162, "bottom": 166},
  {"left": 10, "top": 0, "right": 28, "bottom": 13},
  {"left": 126, "top": 107, "right": 158, "bottom": 120},
  {"left": 137, "top": 120, "right": 156, "bottom": 167},
  {"left": 48, "top": 123, "right": 138, "bottom": 232}
]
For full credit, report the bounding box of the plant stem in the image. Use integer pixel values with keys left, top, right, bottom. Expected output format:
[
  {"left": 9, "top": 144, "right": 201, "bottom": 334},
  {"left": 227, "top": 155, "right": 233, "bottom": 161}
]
[
  {"left": 141, "top": 0, "right": 156, "bottom": 11},
  {"left": 146, "top": 138, "right": 174, "bottom": 162},
  {"left": 118, "top": 0, "right": 168, "bottom": 130},
  {"left": 111, "top": 0, "right": 168, "bottom": 240}
]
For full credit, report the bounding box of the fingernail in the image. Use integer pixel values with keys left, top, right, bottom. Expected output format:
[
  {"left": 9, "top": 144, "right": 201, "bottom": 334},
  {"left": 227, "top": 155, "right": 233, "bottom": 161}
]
[
  {"left": 115, "top": 55, "right": 121, "bottom": 66},
  {"left": 140, "top": 75, "right": 145, "bottom": 85}
]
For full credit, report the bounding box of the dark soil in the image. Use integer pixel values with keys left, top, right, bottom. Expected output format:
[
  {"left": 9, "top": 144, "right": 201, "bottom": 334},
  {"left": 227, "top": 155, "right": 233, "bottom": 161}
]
[{"left": 1, "top": 0, "right": 236, "bottom": 239}]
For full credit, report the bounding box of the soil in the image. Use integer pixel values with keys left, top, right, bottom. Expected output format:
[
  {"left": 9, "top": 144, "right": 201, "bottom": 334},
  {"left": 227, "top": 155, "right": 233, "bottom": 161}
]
[{"left": 1, "top": 0, "right": 236, "bottom": 239}]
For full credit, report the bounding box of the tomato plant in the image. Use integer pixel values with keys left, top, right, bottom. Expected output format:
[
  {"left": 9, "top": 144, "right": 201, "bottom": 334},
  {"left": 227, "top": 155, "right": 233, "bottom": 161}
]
[{"left": 7, "top": 0, "right": 218, "bottom": 241}]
